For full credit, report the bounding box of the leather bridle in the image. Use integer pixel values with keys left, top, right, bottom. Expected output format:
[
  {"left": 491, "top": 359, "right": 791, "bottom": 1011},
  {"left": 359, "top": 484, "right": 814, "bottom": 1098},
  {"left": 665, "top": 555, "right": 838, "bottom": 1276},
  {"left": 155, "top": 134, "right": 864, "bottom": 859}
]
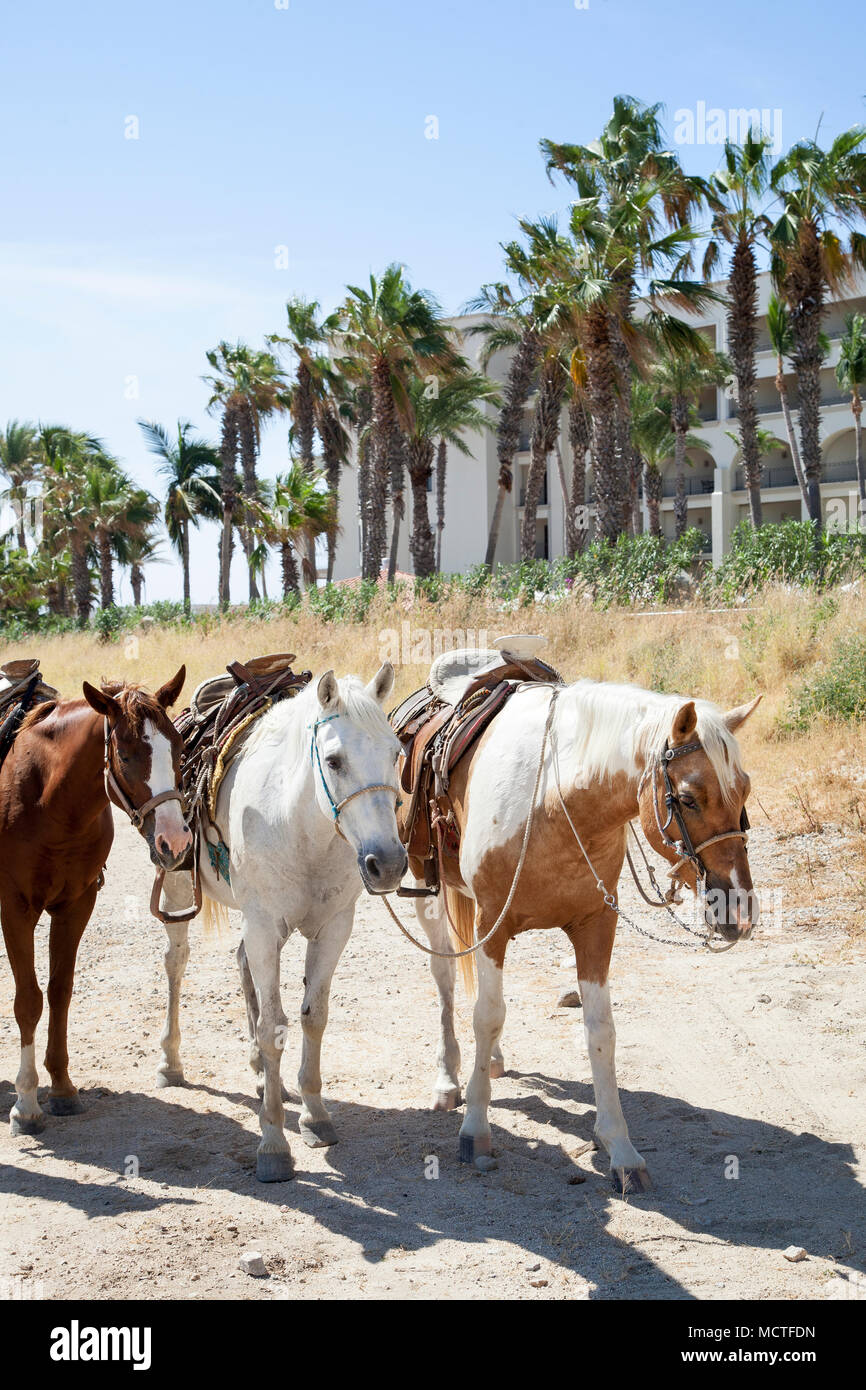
[
  {"left": 637, "top": 738, "right": 750, "bottom": 889},
  {"left": 103, "top": 717, "right": 186, "bottom": 832}
]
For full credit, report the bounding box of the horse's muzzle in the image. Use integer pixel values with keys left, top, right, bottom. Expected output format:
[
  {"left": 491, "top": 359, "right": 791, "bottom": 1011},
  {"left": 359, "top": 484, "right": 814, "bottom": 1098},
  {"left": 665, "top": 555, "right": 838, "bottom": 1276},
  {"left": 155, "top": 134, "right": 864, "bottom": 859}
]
[{"left": 358, "top": 846, "right": 408, "bottom": 895}]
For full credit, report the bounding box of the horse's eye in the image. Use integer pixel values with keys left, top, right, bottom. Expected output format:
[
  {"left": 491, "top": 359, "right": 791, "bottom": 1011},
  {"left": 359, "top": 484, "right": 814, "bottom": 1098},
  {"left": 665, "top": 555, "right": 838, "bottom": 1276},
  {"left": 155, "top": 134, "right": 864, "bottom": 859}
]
[
  {"left": 679, "top": 795, "right": 699, "bottom": 811},
  {"left": 326, "top": 755, "right": 342, "bottom": 773}
]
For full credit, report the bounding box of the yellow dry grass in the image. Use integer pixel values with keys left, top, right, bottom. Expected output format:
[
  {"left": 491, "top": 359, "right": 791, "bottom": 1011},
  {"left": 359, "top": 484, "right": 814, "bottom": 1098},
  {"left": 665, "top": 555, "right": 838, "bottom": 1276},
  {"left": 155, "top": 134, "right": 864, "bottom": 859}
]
[{"left": 4, "top": 584, "right": 865, "bottom": 919}]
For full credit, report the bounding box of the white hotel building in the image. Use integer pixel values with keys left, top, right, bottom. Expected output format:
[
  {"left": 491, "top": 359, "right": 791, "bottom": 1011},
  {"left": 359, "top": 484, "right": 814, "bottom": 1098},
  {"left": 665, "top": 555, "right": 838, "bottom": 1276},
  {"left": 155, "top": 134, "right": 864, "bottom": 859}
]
[{"left": 331, "top": 269, "right": 866, "bottom": 579}]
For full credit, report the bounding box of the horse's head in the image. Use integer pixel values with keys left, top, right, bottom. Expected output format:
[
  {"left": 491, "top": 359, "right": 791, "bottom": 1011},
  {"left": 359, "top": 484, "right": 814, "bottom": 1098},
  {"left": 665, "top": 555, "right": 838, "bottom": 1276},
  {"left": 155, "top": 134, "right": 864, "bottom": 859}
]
[
  {"left": 83, "top": 666, "right": 192, "bottom": 871},
  {"left": 309, "top": 662, "right": 408, "bottom": 894},
  {"left": 637, "top": 695, "right": 761, "bottom": 944}
]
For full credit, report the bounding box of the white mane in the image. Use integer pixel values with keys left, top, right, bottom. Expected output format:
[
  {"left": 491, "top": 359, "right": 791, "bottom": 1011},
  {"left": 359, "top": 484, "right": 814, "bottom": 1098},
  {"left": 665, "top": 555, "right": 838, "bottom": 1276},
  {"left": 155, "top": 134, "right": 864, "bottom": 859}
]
[
  {"left": 560, "top": 678, "right": 743, "bottom": 802},
  {"left": 245, "top": 673, "right": 396, "bottom": 765}
]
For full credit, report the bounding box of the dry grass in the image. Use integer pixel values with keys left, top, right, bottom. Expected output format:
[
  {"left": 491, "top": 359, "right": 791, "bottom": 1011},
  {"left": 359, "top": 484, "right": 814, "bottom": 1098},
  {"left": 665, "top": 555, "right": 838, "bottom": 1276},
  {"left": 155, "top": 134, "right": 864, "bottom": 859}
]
[{"left": 4, "top": 583, "right": 866, "bottom": 896}]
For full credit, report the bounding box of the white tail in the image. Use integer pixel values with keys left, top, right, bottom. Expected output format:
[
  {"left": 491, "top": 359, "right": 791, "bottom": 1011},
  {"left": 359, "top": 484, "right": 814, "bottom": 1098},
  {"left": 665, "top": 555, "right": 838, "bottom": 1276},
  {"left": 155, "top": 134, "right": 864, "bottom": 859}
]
[
  {"left": 200, "top": 893, "right": 231, "bottom": 942},
  {"left": 444, "top": 888, "right": 477, "bottom": 999}
]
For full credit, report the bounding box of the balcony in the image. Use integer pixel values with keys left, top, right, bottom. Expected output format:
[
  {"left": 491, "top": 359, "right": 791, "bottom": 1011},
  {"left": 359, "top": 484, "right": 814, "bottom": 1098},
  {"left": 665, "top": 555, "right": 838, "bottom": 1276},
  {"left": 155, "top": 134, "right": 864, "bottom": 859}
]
[
  {"left": 661, "top": 475, "right": 715, "bottom": 499},
  {"left": 733, "top": 460, "right": 858, "bottom": 491}
]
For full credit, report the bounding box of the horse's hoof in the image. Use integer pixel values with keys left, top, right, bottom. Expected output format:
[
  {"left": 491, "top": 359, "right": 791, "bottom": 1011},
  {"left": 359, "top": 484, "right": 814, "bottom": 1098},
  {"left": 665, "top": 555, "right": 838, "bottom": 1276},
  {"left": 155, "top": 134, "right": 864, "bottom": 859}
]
[
  {"left": 256, "top": 1150, "right": 295, "bottom": 1183},
  {"left": 612, "top": 1166, "right": 652, "bottom": 1196},
  {"left": 10, "top": 1113, "right": 45, "bottom": 1137},
  {"left": 299, "top": 1119, "right": 338, "bottom": 1148},
  {"left": 156, "top": 1069, "right": 185, "bottom": 1088},
  {"left": 489, "top": 1059, "right": 506, "bottom": 1080},
  {"left": 474, "top": 1154, "right": 498, "bottom": 1173},
  {"left": 432, "top": 1087, "right": 462, "bottom": 1112},
  {"left": 45, "top": 1094, "right": 85, "bottom": 1116}
]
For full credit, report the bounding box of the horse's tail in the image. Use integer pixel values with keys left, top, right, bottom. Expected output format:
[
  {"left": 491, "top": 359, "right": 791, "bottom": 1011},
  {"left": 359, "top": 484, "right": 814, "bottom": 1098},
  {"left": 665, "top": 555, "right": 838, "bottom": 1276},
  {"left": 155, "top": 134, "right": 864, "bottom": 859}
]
[
  {"left": 200, "top": 893, "right": 231, "bottom": 942},
  {"left": 444, "top": 888, "right": 477, "bottom": 999}
]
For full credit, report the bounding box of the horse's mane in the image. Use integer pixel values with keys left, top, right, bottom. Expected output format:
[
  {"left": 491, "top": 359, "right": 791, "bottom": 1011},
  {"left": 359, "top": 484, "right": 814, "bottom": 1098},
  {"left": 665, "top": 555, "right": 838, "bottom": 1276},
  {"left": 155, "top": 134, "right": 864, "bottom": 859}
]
[
  {"left": 19, "top": 681, "right": 165, "bottom": 735},
  {"left": 249, "top": 673, "right": 395, "bottom": 762},
  {"left": 562, "top": 679, "right": 743, "bottom": 805}
]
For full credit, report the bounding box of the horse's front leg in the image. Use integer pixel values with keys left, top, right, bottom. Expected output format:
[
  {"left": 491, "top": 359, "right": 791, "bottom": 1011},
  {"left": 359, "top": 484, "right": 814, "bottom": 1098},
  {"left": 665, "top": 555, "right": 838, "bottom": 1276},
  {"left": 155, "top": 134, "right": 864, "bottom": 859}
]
[
  {"left": 415, "top": 887, "right": 462, "bottom": 1110},
  {"left": 297, "top": 907, "right": 354, "bottom": 1148},
  {"left": 1, "top": 905, "right": 44, "bottom": 1135},
  {"left": 571, "top": 912, "right": 649, "bottom": 1194},
  {"left": 237, "top": 939, "right": 290, "bottom": 1102},
  {"left": 157, "top": 910, "right": 190, "bottom": 1088},
  {"left": 44, "top": 884, "right": 97, "bottom": 1115},
  {"left": 458, "top": 926, "right": 507, "bottom": 1172},
  {"left": 243, "top": 917, "right": 293, "bottom": 1182}
]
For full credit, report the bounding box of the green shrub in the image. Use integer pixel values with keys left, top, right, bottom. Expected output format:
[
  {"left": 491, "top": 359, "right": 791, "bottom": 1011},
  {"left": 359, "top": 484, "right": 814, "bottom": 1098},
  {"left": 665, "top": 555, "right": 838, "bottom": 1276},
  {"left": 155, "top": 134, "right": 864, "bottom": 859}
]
[
  {"left": 784, "top": 634, "right": 866, "bottom": 731},
  {"left": 708, "top": 519, "right": 866, "bottom": 601}
]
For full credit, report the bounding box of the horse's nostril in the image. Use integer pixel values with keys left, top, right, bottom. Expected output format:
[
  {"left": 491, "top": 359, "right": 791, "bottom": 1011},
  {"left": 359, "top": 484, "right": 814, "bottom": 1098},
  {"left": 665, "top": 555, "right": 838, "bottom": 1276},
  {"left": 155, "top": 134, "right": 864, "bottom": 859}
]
[{"left": 364, "top": 854, "right": 381, "bottom": 880}]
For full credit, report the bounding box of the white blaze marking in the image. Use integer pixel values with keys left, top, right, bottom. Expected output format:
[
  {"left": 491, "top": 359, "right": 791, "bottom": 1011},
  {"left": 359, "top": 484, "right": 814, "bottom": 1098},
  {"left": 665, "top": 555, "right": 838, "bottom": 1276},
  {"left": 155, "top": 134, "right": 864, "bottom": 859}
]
[{"left": 144, "top": 723, "right": 186, "bottom": 843}]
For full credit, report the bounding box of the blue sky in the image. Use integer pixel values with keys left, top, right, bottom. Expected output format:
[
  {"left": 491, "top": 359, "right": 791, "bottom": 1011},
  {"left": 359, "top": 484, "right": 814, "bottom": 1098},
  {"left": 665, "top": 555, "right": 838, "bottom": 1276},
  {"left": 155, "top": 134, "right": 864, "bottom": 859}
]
[{"left": 2, "top": 0, "right": 865, "bottom": 601}]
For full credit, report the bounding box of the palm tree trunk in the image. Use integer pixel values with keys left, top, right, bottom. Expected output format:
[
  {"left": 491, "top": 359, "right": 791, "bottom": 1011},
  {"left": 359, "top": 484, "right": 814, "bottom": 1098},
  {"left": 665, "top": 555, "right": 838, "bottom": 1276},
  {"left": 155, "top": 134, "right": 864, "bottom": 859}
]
[
  {"left": 485, "top": 326, "right": 540, "bottom": 567},
  {"left": 785, "top": 223, "right": 825, "bottom": 526},
  {"left": 71, "top": 535, "right": 90, "bottom": 624},
  {"left": 853, "top": 393, "right": 865, "bottom": 506},
  {"left": 435, "top": 438, "right": 446, "bottom": 571},
  {"left": 775, "top": 360, "right": 810, "bottom": 511},
  {"left": 181, "top": 521, "right": 191, "bottom": 614},
  {"left": 521, "top": 363, "right": 564, "bottom": 560},
  {"left": 219, "top": 404, "right": 238, "bottom": 608},
  {"left": 295, "top": 360, "right": 317, "bottom": 577},
  {"left": 387, "top": 429, "right": 407, "bottom": 582},
  {"left": 568, "top": 396, "right": 590, "bottom": 555},
  {"left": 281, "top": 542, "right": 300, "bottom": 598},
  {"left": 729, "top": 235, "right": 763, "bottom": 527},
  {"left": 672, "top": 397, "right": 689, "bottom": 539},
  {"left": 586, "top": 310, "right": 619, "bottom": 541},
  {"left": 131, "top": 565, "right": 144, "bottom": 607},
  {"left": 644, "top": 462, "right": 662, "bottom": 537},
  {"left": 408, "top": 439, "right": 436, "bottom": 578},
  {"left": 366, "top": 359, "right": 394, "bottom": 580},
  {"left": 98, "top": 528, "right": 114, "bottom": 608},
  {"left": 239, "top": 401, "right": 260, "bottom": 602}
]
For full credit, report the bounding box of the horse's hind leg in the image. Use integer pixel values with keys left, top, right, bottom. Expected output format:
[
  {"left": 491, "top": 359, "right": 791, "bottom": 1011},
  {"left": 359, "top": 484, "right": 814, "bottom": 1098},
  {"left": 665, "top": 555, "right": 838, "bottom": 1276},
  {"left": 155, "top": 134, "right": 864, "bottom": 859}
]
[
  {"left": 568, "top": 913, "right": 649, "bottom": 1195},
  {"left": 44, "top": 884, "right": 97, "bottom": 1115},
  {"left": 415, "top": 888, "right": 462, "bottom": 1110},
  {"left": 1, "top": 905, "right": 45, "bottom": 1135},
  {"left": 297, "top": 908, "right": 353, "bottom": 1148},
  {"left": 458, "top": 930, "right": 507, "bottom": 1171},
  {"left": 157, "top": 920, "right": 190, "bottom": 1088}
]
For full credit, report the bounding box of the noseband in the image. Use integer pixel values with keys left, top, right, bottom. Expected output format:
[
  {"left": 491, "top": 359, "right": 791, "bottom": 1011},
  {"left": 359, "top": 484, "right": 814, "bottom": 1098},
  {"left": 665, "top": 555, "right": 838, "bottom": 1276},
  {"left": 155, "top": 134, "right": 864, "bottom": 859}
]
[
  {"left": 310, "top": 713, "right": 398, "bottom": 842},
  {"left": 103, "top": 717, "right": 186, "bottom": 832},
  {"left": 637, "top": 738, "right": 750, "bottom": 889}
]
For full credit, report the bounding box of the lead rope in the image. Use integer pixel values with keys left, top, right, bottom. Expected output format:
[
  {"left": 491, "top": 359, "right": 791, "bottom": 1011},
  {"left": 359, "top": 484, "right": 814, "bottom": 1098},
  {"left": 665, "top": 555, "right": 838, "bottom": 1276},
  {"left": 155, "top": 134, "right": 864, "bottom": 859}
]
[{"left": 378, "top": 688, "right": 560, "bottom": 960}]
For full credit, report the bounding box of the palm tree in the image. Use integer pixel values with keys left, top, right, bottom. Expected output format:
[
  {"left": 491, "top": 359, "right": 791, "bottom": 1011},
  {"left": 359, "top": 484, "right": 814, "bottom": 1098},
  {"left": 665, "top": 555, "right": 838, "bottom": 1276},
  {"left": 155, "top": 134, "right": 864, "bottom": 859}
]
[
  {"left": 649, "top": 346, "right": 728, "bottom": 537},
  {"left": 835, "top": 311, "right": 866, "bottom": 505},
  {"left": 435, "top": 437, "right": 447, "bottom": 570},
  {"left": 138, "top": 420, "right": 221, "bottom": 613},
  {"left": 124, "top": 531, "right": 164, "bottom": 607},
  {"left": 83, "top": 457, "right": 156, "bottom": 609},
  {"left": 269, "top": 464, "right": 335, "bottom": 598},
  {"left": 338, "top": 265, "right": 457, "bottom": 580},
  {"left": 403, "top": 367, "right": 500, "bottom": 577},
  {"left": 0, "top": 420, "right": 39, "bottom": 550},
  {"left": 766, "top": 293, "right": 810, "bottom": 510},
  {"left": 269, "top": 298, "right": 342, "bottom": 575},
  {"left": 566, "top": 379, "right": 591, "bottom": 554},
  {"left": 705, "top": 133, "right": 773, "bottom": 526},
  {"left": 204, "top": 342, "right": 288, "bottom": 606},
  {"left": 38, "top": 426, "right": 103, "bottom": 623},
  {"left": 770, "top": 127, "right": 866, "bottom": 525}
]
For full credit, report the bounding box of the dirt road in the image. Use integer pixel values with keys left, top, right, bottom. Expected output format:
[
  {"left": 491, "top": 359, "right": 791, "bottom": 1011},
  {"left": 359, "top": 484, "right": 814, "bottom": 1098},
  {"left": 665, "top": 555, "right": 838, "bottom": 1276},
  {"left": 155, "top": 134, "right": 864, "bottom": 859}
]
[{"left": 1, "top": 811, "right": 864, "bottom": 1301}]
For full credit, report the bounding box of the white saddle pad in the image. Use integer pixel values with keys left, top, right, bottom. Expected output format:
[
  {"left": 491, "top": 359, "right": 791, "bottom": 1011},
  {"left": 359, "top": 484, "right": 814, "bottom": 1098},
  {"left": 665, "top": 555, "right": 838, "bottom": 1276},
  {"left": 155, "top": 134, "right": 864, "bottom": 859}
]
[{"left": 428, "top": 635, "right": 547, "bottom": 707}]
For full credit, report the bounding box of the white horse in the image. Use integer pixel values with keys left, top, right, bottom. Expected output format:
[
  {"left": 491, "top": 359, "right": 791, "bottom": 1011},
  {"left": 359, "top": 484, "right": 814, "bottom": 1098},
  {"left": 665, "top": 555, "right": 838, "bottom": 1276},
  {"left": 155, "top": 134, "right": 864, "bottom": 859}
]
[{"left": 156, "top": 664, "right": 406, "bottom": 1182}]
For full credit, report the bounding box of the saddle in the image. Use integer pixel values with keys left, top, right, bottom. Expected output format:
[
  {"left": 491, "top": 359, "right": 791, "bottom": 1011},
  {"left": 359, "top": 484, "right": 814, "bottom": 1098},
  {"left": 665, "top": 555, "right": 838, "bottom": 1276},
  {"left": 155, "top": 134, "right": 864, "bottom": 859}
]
[
  {"left": 0, "top": 658, "right": 58, "bottom": 774},
  {"left": 150, "top": 653, "right": 312, "bottom": 923},
  {"left": 390, "top": 646, "right": 562, "bottom": 895}
]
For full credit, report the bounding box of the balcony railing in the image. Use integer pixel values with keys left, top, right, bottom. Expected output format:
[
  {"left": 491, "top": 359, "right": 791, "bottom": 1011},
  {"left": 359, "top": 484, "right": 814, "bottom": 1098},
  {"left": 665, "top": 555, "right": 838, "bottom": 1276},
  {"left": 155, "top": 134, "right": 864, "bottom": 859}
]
[
  {"left": 661, "top": 475, "right": 715, "bottom": 499},
  {"left": 733, "top": 460, "right": 858, "bottom": 490}
]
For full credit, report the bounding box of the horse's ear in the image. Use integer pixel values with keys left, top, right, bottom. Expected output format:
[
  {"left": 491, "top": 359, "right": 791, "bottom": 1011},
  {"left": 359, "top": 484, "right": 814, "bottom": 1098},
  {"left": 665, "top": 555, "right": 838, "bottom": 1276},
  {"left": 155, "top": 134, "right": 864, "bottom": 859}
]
[
  {"left": 82, "top": 681, "right": 121, "bottom": 723},
  {"left": 155, "top": 665, "right": 186, "bottom": 710},
  {"left": 724, "top": 694, "right": 762, "bottom": 733},
  {"left": 366, "top": 661, "right": 395, "bottom": 705},
  {"left": 670, "top": 700, "right": 698, "bottom": 746},
  {"left": 317, "top": 670, "right": 340, "bottom": 714}
]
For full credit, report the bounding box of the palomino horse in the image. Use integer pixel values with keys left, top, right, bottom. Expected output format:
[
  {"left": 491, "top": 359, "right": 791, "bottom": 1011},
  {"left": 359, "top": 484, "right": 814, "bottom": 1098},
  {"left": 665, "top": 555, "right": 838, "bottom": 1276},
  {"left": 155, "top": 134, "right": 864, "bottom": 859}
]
[
  {"left": 407, "top": 671, "right": 760, "bottom": 1190},
  {"left": 156, "top": 664, "right": 406, "bottom": 1182},
  {"left": 0, "top": 669, "right": 190, "bottom": 1135}
]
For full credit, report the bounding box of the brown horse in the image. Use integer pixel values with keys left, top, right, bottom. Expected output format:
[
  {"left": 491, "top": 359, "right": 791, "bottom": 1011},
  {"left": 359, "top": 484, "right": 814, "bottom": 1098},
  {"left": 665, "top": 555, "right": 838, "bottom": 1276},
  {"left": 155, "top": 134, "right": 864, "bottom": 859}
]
[
  {"left": 401, "top": 668, "right": 761, "bottom": 1191},
  {"left": 0, "top": 668, "right": 189, "bottom": 1135}
]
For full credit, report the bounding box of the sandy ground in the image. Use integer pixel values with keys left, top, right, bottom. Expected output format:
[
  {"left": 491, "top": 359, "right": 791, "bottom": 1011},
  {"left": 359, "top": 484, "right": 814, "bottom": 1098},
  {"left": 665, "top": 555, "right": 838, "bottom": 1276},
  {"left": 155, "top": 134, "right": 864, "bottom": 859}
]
[{"left": 1, "top": 809, "right": 865, "bottom": 1302}]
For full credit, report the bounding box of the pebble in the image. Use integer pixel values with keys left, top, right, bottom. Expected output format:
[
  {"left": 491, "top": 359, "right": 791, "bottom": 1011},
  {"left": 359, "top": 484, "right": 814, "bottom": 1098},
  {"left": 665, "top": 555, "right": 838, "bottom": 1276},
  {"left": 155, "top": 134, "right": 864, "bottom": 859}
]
[
  {"left": 239, "top": 1251, "right": 269, "bottom": 1278},
  {"left": 783, "top": 1246, "right": 807, "bottom": 1263},
  {"left": 529, "top": 1278, "right": 549, "bottom": 1288},
  {"left": 757, "top": 994, "right": 772, "bottom": 1004},
  {"left": 557, "top": 990, "right": 582, "bottom": 1009}
]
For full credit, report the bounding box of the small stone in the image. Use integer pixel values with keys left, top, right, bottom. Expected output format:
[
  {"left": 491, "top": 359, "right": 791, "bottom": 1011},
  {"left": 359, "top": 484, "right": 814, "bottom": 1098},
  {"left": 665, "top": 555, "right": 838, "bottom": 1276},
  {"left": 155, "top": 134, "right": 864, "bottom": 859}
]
[
  {"left": 239, "top": 1251, "right": 269, "bottom": 1278},
  {"left": 557, "top": 989, "right": 582, "bottom": 1009},
  {"left": 783, "top": 1246, "right": 807, "bottom": 1263},
  {"left": 529, "top": 1278, "right": 548, "bottom": 1288},
  {"left": 568, "top": 1173, "right": 587, "bottom": 1185},
  {"left": 757, "top": 994, "right": 772, "bottom": 1004},
  {"left": 525, "top": 1261, "right": 541, "bottom": 1272}
]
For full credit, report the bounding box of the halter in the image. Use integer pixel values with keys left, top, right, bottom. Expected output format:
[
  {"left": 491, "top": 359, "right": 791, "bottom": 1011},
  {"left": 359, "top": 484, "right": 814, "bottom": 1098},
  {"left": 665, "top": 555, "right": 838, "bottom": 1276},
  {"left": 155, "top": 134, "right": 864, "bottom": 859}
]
[
  {"left": 637, "top": 738, "right": 750, "bottom": 891},
  {"left": 103, "top": 717, "right": 186, "bottom": 832},
  {"left": 310, "top": 713, "right": 398, "bottom": 842}
]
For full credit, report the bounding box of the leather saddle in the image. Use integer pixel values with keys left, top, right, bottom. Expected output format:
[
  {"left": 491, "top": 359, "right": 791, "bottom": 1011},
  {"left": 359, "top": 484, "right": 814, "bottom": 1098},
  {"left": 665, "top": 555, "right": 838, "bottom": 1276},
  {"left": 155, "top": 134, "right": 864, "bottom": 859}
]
[
  {"left": 0, "top": 658, "right": 58, "bottom": 774},
  {"left": 390, "top": 650, "right": 562, "bottom": 894}
]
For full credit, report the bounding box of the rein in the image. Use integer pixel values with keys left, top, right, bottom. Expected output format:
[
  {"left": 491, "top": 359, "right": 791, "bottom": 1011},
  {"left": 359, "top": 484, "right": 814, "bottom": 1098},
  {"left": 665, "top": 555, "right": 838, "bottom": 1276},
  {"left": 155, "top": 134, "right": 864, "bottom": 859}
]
[
  {"left": 310, "top": 713, "right": 399, "bottom": 843},
  {"left": 103, "top": 717, "right": 186, "bottom": 831}
]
